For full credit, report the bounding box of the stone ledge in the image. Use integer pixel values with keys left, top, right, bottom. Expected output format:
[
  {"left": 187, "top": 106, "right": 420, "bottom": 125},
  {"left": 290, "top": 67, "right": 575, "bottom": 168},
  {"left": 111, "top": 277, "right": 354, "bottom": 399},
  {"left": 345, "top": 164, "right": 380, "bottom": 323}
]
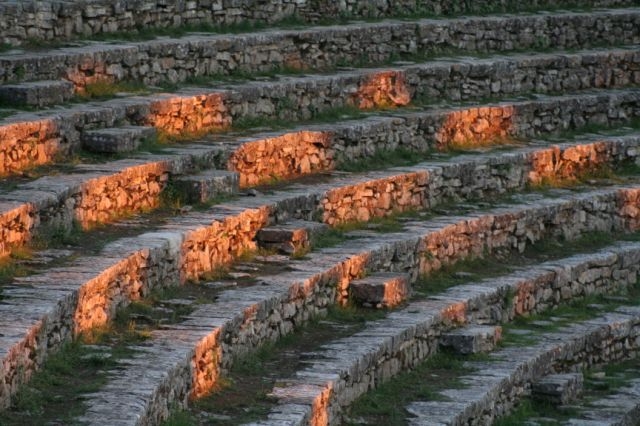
[
  {"left": 3, "top": 9, "right": 640, "bottom": 87},
  {"left": 258, "top": 241, "right": 640, "bottom": 425},
  {"left": 1, "top": 49, "right": 639, "bottom": 176},
  {"left": 0, "top": 126, "right": 638, "bottom": 260},
  {"left": 405, "top": 306, "right": 640, "bottom": 425},
  {"left": 81, "top": 125, "right": 157, "bottom": 153},
  {"left": 1, "top": 141, "right": 640, "bottom": 410},
  {"left": 74, "top": 215, "right": 640, "bottom": 424},
  {"left": 1, "top": 0, "right": 634, "bottom": 46},
  {"left": 0, "top": 80, "right": 74, "bottom": 107}
]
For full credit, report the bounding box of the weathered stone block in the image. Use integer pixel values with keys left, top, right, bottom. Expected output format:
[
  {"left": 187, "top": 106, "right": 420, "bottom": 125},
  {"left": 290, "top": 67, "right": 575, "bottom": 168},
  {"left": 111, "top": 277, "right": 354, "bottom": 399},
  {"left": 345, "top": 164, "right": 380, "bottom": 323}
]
[
  {"left": 440, "top": 325, "right": 502, "bottom": 354},
  {"left": 173, "top": 169, "right": 239, "bottom": 203},
  {"left": 532, "top": 373, "right": 584, "bottom": 405},
  {"left": 82, "top": 125, "right": 157, "bottom": 153},
  {"left": 256, "top": 220, "right": 328, "bottom": 255},
  {"left": 0, "top": 80, "right": 74, "bottom": 107},
  {"left": 350, "top": 272, "right": 411, "bottom": 308}
]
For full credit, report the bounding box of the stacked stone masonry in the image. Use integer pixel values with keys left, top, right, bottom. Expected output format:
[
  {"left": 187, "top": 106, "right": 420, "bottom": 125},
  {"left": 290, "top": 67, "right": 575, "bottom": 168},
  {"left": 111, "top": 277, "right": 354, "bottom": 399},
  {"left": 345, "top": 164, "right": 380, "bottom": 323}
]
[
  {"left": 1, "top": 178, "right": 640, "bottom": 414},
  {"left": 254, "top": 242, "right": 640, "bottom": 425},
  {"left": 2, "top": 9, "right": 640, "bottom": 88},
  {"left": 405, "top": 307, "right": 640, "bottom": 426},
  {"left": 0, "top": 0, "right": 635, "bottom": 47},
  {"left": 2, "top": 49, "right": 640, "bottom": 176},
  {"left": 0, "top": 121, "right": 638, "bottom": 259},
  {"left": 72, "top": 198, "right": 640, "bottom": 425}
]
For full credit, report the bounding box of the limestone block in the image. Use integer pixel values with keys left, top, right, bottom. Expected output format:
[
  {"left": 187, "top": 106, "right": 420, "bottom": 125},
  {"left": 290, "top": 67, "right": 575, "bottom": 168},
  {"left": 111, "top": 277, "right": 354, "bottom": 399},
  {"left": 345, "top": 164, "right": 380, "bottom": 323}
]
[
  {"left": 82, "top": 126, "right": 157, "bottom": 153},
  {"left": 350, "top": 272, "right": 411, "bottom": 308},
  {"left": 172, "top": 169, "right": 239, "bottom": 203},
  {"left": 0, "top": 80, "right": 74, "bottom": 107},
  {"left": 440, "top": 325, "right": 502, "bottom": 354},
  {"left": 256, "top": 220, "right": 328, "bottom": 254},
  {"left": 532, "top": 373, "right": 584, "bottom": 405}
]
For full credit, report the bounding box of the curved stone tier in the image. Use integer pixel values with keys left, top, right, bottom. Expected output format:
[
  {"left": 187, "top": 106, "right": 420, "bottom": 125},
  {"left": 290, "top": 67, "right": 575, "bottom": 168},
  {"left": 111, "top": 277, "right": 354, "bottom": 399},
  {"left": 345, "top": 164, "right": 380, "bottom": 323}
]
[
  {"left": 1, "top": 45, "right": 639, "bottom": 175},
  {"left": 2, "top": 8, "right": 639, "bottom": 88},
  {"left": 0, "top": 0, "right": 635, "bottom": 47}
]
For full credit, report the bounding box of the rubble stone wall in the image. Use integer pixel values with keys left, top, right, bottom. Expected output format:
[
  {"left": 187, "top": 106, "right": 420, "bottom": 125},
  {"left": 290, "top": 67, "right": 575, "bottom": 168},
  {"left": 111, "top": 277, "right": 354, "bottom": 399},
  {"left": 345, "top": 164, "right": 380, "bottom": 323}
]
[{"left": 0, "top": 0, "right": 635, "bottom": 48}]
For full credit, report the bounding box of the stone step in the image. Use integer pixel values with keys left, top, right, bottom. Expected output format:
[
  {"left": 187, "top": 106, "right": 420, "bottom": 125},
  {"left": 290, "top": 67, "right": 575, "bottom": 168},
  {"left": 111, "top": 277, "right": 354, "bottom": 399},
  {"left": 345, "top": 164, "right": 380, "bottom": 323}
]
[
  {"left": 532, "top": 373, "right": 584, "bottom": 406},
  {"left": 172, "top": 169, "right": 240, "bottom": 204},
  {"left": 349, "top": 272, "right": 411, "bottom": 308},
  {"left": 0, "top": 80, "right": 74, "bottom": 107},
  {"left": 404, "top": 306, "right": 640, "bottom": 425},
  {"left": 2, "top": 182, "right": 640, "bottom": 413},
  {"left": 1, "top": 47, "right": 639, "bottom": 175},
  {"left": 253, "top": 242, "right": 640, "bottom": 425},
  {"left": 565, "top": 377, "right": 640, "bottom": 425},
  {"left": 0, "top": 127, "right": 638, "bottom": 258},
  {"left": 255, "top": 220, "right": 329, "bottom": 255},
  {"left": 2, "top": 8, "right": 639, "bottom": 87},
  {"left": 2, "top": 0, "right": 635, "bottom": 47},
  {"left": 81, "top": 125, "right": 157, "bottom": 153},
  {"left": 440, "top": 325, "right": 502, "bottom": 354}
]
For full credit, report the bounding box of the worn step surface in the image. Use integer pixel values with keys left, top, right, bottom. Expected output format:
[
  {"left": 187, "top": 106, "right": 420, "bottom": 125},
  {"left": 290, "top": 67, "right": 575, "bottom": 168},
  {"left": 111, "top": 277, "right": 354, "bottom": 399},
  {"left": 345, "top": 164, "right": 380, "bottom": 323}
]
[
  {"left": 2, "top": 183, "right": 639, "bottom": 417},
  {"left": 349, "top": 272, "right": 411, "bottom": 309},
  {"left": 532, "top": 373, "right": 584, "bottom": 406},
  {"left": 0, "top": 80, "right": 74, "bottom": 107},
  {"left": 405, "top": 306, "right": 640, "bottom": 426},
  {"left": 566, "top": 377, "right": 640, "bottom": 425},
  {"left": 254, "top": 241, "right": 640, "bottom": 426},
  {"left": 172, "top": 169, "right": 240, "bottom": 204},
  {"left": 3, "top": 8, "right": 640, "bottom": 87},
  {"left": 440, "top": 325, "right": 503, "bottom": 355},
  {"left": 1, "top": 0, "right": 636, "bottom": 47},
  {"left": 2, "top": 47, "right": 640, "bottom": 176},
  {"left": 256, "top": 220, "right": 329, "bottom": 255},
  {"left": 81, "top": 125, "right": 157, "bottom": 153}
]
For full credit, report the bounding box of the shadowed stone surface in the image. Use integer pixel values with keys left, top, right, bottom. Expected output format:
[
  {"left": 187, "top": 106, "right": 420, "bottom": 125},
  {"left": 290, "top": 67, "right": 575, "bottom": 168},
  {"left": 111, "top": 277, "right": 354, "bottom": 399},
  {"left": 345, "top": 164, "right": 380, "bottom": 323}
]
[
  {"left": 440, "top": 325, "right": 503, "bottom": 354},
  {"left": 532, "top": 373, "right": 584, "bottom": 405},
  {"left": 0, "top": 80, "right": 74, "bottom": 107},
  {"left": 82, "top": 125, "right": 157, "bottom": 153}
]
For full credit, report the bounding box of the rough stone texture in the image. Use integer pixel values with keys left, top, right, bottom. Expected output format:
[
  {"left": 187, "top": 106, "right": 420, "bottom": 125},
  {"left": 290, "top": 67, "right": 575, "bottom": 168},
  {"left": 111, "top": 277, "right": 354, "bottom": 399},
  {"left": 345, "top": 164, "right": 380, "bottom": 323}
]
[
  {"left": 440, "top": 325, "right": 503, "bottom": 354},
  {"left": 1, "top": 51, "right": 640, "bottom": 176},
  {"left": 0, "top": 80, "right": 74, "bottom": 107},
  {"left": 172, "top": 169, "right": 239, "bottom": 204},
  {"left": 532, "top": 373, "right": 584, "bottom": 405},
  {"left": 81, "top": 125, "right": 157, "bottom": 153},
  {"left": 349, "top": 272, "right": 411, "bottom": 308},
  {"left": 0, "top": 1, "right": 635, "bottom": 48},
  {"left": 568, "top": 378, "right": 640, "bottom": 425},
  {"left": 405, "top": 307, "right": 640, "bottom": 426},
  {"left": 256, "top": 220, "right": 328, "bottom": 255},
  {"left": 258, "top": 242, "right": 640, "bottom": 426},
  {"left": 0, "top": 128, "right": 638, "bottom": 259},
  {"left": 3, "top": 182, "right": 640, "bottom": 413}
]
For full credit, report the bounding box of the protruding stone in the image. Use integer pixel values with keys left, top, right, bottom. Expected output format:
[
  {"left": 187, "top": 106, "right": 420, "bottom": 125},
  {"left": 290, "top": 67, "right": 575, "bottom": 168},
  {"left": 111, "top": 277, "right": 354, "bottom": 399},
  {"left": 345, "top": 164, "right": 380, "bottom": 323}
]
[
  {"left": 82, "top": 126, "right": 157, "bottom": 153},
  {"left": 350, "top": 272, "right": 411, "bottom": 308},
  {"left": 532, "top": 373, "right": 584, "bottom": 405},
  {"left": 0, "top": 80, "right": 74, "bottom": 107},
  {"left": 440, "top": 325, "right": 502, "bottom": 354},
  {"left": 256, "top": 220, "right": 329, "bottom": 255},
  {"left": 173, "top": 170, "right": 240, "bottom": 203}
]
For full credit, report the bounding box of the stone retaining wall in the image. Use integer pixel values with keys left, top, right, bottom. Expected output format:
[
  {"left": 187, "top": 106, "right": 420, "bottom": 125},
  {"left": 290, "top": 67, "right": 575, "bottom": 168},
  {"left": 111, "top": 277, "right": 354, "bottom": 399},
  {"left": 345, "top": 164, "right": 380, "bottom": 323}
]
[
  {"left": 55, "top": 186, "right": 640, "bottom": 423},
  {"left": 0, "top": 0, "right": 634, "bottom": 47},
  {"left": 262, "top": 242, "right": 640, "bottom": 425},
  {"left": 1, "top": 52, "right": 639, "bottom": 179}
]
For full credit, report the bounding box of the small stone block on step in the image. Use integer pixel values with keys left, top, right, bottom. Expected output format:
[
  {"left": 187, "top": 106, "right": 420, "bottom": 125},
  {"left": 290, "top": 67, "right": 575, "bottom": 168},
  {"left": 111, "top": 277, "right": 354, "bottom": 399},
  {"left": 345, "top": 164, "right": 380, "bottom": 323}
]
[
  {"left": 0, "top": 80, "right": 74, "bottom": 107},
  {"left": 440, "top": 325, "right": 502, "bottom": 354},
  {"left": 82, "top": 126, "right": 157, "bottom": 153},
  {"left": 257, "top": 220, "right": 328, "bottom": 254},
  {"left": 173, "top": 170, "right": 240, "bottom": 203},
  {"left": 532, "top": 373, "right": 584, "bottom": 405},
  {"left": 350, "top": 272, "right": 411, "bottom": 308}
]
